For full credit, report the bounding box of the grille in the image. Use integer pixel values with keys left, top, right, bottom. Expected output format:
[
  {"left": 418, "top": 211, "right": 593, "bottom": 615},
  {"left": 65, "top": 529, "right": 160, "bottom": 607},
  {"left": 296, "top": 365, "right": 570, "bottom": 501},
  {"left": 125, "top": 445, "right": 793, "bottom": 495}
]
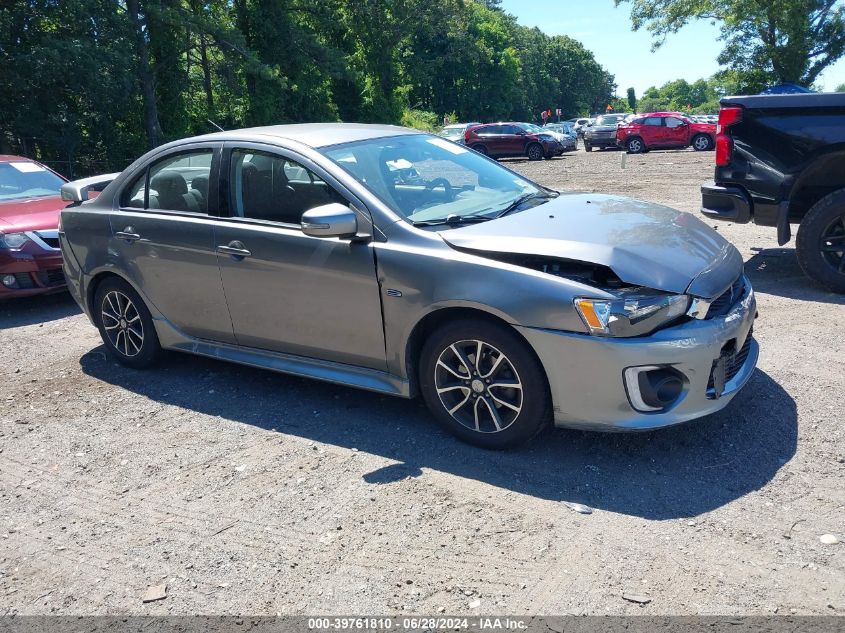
[
  {"left": 35, "top": 268, "right": 66, "bottom": 287},
  {"left": 706, "top": 276, "right": 744, "bottom": 319},
  {"left": 708, "top": 328, "right": 754, "bottom": 392},
  {"left": 46, "top": 268, "right": 65, "bottom": 285},
  {"left": 34, "top": 230, "right": 61, "bottom": 250}
]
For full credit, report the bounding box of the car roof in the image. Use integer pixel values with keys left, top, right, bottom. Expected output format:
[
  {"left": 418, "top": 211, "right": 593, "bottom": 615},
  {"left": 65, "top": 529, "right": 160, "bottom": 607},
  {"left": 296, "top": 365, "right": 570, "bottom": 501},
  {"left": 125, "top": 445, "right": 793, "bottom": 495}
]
[{"left": 192, "top": 123, "right": 418, "bottom": 149}]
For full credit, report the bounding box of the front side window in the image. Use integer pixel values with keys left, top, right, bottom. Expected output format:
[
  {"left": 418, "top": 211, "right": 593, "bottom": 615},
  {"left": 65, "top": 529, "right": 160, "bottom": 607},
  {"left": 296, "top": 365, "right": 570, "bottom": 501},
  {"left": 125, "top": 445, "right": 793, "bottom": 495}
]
[
  {"left": 229, "top": 150, "right": 345, "bottom": 225},
  {"left": 123, "top": 150, "right": 213, "bottom": 212},
  {"left": 321, "top": 134, "right": 549, "bottom": 227},
  {"left": 643, "top": 117, "right": 663, "bottom": 126},
  {"left": 665, "top": 117, "right": 686, "bottom": 128}
]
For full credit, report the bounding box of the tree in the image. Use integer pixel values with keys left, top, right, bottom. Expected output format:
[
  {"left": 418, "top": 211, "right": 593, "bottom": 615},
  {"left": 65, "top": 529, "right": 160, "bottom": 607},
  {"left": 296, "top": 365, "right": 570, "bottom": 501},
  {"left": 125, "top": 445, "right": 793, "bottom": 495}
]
[
  {"left": 615, "top": 0, "right": 845, "bottom": 90},
  {"left": 626, "top": 87, "right": 637, "bottom": 111},
  {"left": 836, "top": 83, "right": 845, "bottom": 91}
]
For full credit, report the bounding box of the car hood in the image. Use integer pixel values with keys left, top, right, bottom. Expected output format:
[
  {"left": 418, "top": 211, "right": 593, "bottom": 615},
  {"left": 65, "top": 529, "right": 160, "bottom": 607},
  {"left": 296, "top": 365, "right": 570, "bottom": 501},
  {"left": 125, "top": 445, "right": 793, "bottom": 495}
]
[
  {"left": 439, "top": 193, "right": 743, "bottom": 298},
  {"left": 0, "top": 195, "right": 66, "bottom": 232}
]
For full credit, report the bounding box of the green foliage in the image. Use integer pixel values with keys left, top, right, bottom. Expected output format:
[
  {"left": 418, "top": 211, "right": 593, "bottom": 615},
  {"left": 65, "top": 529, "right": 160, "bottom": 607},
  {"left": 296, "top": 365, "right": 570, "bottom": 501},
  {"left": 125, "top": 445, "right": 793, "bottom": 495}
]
[
  {"left": 626, "top": 87, "right": 637, "bottom": 111},
  {"left": 400, "top": 109, "right": 441, "bottom": 132},
  {"left": 835, "top": 83, "right": 845, "bottom": 92},
  {"left": 1, "top": 0, "right": 617, "bottom": 175},
  {"left": 615, "top": 0, "right": 845, "bottom": 90},
  {"left": 636, "top": 76, "right": 727, "bottom": 113}
]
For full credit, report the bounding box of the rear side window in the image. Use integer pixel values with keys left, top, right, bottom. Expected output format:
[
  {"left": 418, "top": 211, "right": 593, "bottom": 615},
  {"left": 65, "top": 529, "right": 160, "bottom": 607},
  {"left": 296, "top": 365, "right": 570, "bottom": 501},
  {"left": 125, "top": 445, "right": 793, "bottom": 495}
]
[
  {"left": 121, "top": 150, "right": 213, "bottom": 213},
  {"left": 643, "top": 117, "right": 662, "bottom": 126}
]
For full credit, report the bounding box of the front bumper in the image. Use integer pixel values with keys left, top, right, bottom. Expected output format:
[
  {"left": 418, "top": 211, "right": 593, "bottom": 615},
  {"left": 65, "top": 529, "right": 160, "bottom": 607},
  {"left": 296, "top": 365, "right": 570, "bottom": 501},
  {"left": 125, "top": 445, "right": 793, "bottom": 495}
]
[
  {"left": 0, "top": 240, "right": 66, "bottom": 299},
  {"left": 585, "top": 133, "right": 618, "bottom": 147},
  {"left": 700, "top": 181, "right": 752, "bottom": 223},
  {"left": 517, "top": 282, "right": 758, "bottom": 431}
]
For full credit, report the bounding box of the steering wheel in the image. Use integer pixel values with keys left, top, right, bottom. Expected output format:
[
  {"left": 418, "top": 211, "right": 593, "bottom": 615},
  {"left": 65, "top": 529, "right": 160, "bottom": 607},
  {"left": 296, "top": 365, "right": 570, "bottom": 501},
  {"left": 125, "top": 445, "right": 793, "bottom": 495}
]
[{"left": 426, "top": 178, "right": 454, "bottom": 201}]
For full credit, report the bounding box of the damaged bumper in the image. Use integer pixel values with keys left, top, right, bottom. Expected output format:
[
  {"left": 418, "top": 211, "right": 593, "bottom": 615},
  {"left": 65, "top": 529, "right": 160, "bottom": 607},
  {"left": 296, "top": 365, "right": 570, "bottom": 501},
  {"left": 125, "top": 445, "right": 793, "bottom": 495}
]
[{"left": 517, "top": 281, "right": 758, "bottom": 431}]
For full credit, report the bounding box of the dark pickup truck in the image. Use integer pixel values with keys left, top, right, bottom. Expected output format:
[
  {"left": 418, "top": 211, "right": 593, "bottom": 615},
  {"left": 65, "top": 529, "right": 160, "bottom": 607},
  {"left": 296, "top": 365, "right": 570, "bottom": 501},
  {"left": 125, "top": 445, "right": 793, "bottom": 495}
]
[{"left": 701, "top": 93, "right": 845, "bottom": 292}]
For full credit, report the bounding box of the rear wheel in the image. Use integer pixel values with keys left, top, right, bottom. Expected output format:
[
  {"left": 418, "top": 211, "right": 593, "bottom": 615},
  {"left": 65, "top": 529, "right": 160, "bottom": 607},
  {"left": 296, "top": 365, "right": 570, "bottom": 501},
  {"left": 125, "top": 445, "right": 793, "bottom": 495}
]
[
  {"left": 94, "top": 277, "right": 161, "bottom": 368},
  {"left": 419, "top": 320, "right": 551, "bottom": 449},
  {"left": 584, "top": 142, "right": 593, "bottom": 152},
  {"left": 526, "top": 143, "right": 544, "bottom": 161},
  {"left": 796, "top": 188, "right": 845, "bottom": 292},
  {"left": 626, "top": 137, "right": 645, "bottom": 154},
  {"left": 471, "top": 143, "right": 488, "bottom": 156},
  {"left": 692, "top": 134, "right": 712, "bottom": 151}
]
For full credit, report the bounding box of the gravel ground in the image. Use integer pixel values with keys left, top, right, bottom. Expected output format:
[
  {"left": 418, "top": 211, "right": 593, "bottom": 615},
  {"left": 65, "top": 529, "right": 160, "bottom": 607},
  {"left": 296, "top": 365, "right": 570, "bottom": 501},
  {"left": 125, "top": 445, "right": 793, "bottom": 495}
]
[{"left": 1, "top": 147, "right": 843, "bottom": 616}]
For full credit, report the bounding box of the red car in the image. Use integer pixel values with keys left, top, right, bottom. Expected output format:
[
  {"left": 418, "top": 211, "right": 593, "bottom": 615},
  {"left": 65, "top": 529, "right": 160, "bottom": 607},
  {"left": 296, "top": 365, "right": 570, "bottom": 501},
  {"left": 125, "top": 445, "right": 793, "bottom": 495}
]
[
  {"left": 464, "top": 122, "right": 561, "bottom": 160},
  {"left": 616, "top": 113, "right": 716, "bottom": 154},
  {"left": 0, "top": 156, "right": 68, "bottom": 299}
]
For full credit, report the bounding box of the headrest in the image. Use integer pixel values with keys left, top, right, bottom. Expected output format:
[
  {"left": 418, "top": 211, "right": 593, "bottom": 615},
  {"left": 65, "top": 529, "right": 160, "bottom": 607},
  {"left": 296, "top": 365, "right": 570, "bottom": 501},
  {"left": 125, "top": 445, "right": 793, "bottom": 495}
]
[
  {"left": 191, "top": 175, "right": 209, "bottom": 198},
  {"left": 151, "top": 171, "right": 188, "bottom": 195}
]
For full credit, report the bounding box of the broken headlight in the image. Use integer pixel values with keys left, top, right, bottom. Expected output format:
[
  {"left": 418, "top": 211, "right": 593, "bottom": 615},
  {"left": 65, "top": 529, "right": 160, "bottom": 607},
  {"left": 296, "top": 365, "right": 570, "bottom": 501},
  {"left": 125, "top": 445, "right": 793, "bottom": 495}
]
[{"left": 574, "top": 289, "right": 690, "bottom": 337}]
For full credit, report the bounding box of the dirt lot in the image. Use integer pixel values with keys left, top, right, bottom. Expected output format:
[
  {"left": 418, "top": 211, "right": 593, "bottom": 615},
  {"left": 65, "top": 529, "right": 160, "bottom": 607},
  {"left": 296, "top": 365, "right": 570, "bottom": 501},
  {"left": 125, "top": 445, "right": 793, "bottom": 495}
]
[{"left": 1, "top": 148, "right": 843, "bottom": 616}]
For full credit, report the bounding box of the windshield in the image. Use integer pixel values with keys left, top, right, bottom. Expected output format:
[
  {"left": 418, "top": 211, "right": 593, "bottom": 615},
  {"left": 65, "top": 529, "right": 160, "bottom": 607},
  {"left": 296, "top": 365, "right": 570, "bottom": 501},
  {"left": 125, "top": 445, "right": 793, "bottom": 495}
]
[
  {"left": 594, "top": 115, "right": 625, "bottom": 126},
  {"left": 0, "top": 161, "right": 65, "bottom": 201},
  {"left": 522, "top": 123, "right": 545, "bottom": 133},
  {"left": 321, "top": 134, "right": 546, "bottom": 225}
]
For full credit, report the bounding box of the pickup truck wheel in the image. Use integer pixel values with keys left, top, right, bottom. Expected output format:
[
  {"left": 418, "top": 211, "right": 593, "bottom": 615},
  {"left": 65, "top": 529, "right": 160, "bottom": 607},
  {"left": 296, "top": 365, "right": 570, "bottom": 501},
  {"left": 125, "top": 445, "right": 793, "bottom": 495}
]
[
  {"left": 526, "top": 143, "right": 544, "bottom": 161},
  {"left": 796, "top": 188, "right": 845, "bottom": 292},
  {"left": 419, "top": 320, "right": 551, "bottom": 449},
  {"left": 692, "top": 134, "right": 712, "bottom": 151},
  {"left": 626, "top": 137, "right": 644, "bottom": 154}
]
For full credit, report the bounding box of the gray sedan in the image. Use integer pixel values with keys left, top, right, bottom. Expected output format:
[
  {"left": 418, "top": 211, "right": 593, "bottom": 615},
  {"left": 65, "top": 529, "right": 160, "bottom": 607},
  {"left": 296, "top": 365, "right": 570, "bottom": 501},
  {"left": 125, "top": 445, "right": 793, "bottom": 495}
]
[{"left": 59, "top": 124, "right": 757, "bottom": 449}]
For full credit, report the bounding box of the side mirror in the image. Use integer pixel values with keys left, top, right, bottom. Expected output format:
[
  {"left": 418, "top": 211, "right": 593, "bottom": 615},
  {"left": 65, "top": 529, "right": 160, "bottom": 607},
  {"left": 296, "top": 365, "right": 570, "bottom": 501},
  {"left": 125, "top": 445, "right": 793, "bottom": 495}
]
[
  {"left": 301, "top": 203, "right": 358, "bottom": 238},
  {"left": 60, "top": 173, "right": 120, "bottom": 203}
]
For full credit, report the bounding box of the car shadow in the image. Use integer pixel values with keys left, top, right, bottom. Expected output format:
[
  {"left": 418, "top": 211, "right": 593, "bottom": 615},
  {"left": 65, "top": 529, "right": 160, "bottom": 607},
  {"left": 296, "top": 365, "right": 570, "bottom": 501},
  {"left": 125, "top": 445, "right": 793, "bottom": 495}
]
[
  {"left": 80, "top": 348, "right": 796, "bottom": 520},
  {"left": 0, "top": 291, "right": 81, "bottom": 329},
  {"left": 746, "top": 247, "right": 845, "bottom": 304}
]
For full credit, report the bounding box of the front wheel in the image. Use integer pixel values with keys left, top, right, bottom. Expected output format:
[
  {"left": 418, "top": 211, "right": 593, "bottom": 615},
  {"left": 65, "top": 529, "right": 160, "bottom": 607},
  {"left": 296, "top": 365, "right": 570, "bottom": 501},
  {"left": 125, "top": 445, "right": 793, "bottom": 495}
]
[
  {"left": 526, "top": 143, "right": 544, "bottom": 161},
  {"left": 626, "top": 137, "right": 645, "bottom": 154},
  {"left": 94, "top": 276, "right": 161, "bottom": 368},
  {"left": 796, "top": 188, "right": 845, "bottom": 292},
  {"left": 584, "top": 142, "right": 593, "bottom": 152},
  {"left": 692, "top": 134, "right": 712, "bottom": 151},
  {"left": 419, "top": 320, "right": 551, "bottom": 449}
]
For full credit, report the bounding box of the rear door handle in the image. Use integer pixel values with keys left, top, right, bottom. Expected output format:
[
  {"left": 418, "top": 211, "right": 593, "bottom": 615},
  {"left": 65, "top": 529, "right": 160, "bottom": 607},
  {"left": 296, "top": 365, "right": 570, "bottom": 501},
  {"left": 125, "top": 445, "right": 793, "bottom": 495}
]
[
  {"left": 217, "top": 241, "right": 251, "bottom": 260},
  {"left": 115, "top": 227, "right": 140, "bottom": 242}
]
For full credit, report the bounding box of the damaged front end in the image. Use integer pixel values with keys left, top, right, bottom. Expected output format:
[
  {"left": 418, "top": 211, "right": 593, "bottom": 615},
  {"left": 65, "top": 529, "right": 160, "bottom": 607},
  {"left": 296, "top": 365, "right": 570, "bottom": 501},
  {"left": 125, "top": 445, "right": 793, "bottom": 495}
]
[{"left": 472, "top": 252, "right": 694, "bottom": 338}]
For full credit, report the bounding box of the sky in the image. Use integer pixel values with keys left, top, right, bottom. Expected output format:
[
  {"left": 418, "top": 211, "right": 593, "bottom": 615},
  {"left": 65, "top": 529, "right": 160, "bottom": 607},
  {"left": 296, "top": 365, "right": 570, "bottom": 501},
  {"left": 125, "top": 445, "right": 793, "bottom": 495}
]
[{"left": 499, "top": 0, "right": 845, "bottom": 96}]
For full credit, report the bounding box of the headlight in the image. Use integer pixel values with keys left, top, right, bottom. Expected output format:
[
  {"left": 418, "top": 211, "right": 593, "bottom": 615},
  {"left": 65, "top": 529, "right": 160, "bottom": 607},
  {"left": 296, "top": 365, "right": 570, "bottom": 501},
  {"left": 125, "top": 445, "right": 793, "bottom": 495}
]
[
  {"left": 0, "top": 232, "right": 31, "bottom": 250},
  {"left": 574, "top": 290, "right": 690, "bottom": 337}
]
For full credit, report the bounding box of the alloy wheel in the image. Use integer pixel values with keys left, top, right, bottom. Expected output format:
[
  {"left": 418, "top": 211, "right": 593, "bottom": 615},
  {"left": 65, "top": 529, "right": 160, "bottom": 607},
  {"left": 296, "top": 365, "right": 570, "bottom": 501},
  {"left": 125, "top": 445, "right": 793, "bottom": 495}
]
[
  {"left": 434, "top": 339, "right": 523, "bottom": 434},
  {"left": 101, "top": 290, "right": 144, "bottom": 357},
  {"left": 693, "top": 135, "right": 710, "bottom": 150},
  {"left": 820, "top": 213, "right": 845, "bottom": 274},
  {"left": 628, "top": 138, "right": 642, "bottom": 153}
]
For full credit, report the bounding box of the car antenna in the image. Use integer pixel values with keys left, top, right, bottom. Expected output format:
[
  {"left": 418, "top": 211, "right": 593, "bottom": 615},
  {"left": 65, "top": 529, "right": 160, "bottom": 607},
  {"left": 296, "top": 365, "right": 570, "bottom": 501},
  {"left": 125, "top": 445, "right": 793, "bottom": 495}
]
[{"left": 207, "top": 119, "right": 225, "bottom": 132}]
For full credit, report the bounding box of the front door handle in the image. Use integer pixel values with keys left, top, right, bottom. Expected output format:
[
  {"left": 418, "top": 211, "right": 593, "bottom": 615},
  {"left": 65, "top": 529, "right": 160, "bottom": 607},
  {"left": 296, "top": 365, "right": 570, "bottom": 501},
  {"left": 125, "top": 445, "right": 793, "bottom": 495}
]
[
  {"left": 115, "top": 227, "right": 140, "bottom": 242},
  {"left": 217, "top": 241, "right": 251, "bottom": 260}
]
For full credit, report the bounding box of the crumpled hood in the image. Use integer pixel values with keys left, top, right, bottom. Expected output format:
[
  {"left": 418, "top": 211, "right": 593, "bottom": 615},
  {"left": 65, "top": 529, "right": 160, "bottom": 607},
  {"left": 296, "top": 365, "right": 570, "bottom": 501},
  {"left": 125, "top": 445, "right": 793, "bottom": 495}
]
[{"left": 440, "top": 193, "right": 743, "bottom": 298}]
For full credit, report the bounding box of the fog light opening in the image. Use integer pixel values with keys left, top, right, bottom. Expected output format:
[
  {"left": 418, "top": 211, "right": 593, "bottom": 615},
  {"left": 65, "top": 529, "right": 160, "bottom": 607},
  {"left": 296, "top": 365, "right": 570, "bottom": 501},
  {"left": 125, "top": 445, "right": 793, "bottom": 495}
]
[
  {"left": 1, "top": 274, "right": 19, "bottom": 288},
  {"left": 624, "top": 365, "right": 685, "bottom": 413}
]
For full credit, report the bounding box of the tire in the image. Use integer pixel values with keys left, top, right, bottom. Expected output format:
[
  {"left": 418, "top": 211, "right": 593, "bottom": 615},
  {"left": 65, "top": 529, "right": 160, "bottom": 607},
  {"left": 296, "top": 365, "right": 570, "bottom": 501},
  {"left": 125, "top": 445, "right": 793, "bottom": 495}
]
[
  {"left": 526, "top": 143, "right": 543, "bottom": 161},
  {"left": 419, "top": 319, "right": 551, "bottom": 449},
  {"left": 692, "top": 134, "right": 712, "bottom": 151},
  {"left": 796, "top": 188, "right": 845, "bottom": 293},
  {"left": 584, "top": 143, "right": 593, "bottom": 152},
  {"left": 471, "top": 143, "right": 488, "bottom": 156},
  {"left": 94, "top": 276, "right": 161, "bottom": 368},
  {"left": 626, "top": 137, "right": 645, "bottom": 154}
]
